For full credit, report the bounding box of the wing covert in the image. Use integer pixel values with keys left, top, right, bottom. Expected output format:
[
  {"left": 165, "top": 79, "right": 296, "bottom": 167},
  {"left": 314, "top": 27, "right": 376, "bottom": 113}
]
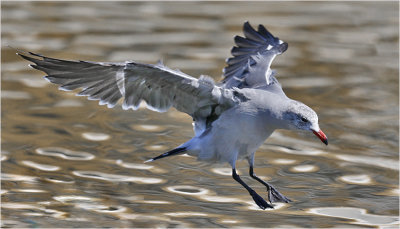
[{"left": 18, "top": 52, "right": 236, "bottom": 119}]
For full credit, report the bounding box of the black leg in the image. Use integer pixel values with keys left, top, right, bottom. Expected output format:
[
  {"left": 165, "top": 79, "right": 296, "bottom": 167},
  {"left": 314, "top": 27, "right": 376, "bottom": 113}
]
[
  {"left": 249, "top": 166, "right": 291, "bottom": 203},
  {"left": 232, "top": 168, "right": 273, "bottom": 210}
]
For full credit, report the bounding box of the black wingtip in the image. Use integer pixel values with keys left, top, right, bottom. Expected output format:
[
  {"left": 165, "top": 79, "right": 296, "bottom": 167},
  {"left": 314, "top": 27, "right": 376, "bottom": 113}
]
[
  {"left": 28, "top": 51, "right": 46, "bottom": 58},
  {"left": 15, "top": 49, "right": 42, "bottom": 59},
  {"left": 243, "top": 21, "right": 256, "bottom": 35},
  {"left": 17, "top": 52, "right": 35, "bottom": 62},
  {"left": 17, "top": 52, "right": 44, "bottom": 66},
  {"left": 16, "top": 52, "right": 25, "bottom": 59},
  {"left": 257, "top": 24, "right": 266, "bottom": 31}
]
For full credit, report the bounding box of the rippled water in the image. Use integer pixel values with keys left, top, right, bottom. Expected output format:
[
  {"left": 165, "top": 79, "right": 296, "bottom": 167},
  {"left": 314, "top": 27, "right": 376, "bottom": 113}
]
[{"left": 2, "top": 1, "right": 399, "bottom": 228}]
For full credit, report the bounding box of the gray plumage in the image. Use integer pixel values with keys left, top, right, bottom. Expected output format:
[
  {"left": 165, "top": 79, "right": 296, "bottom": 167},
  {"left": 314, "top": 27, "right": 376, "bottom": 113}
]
[
  {"left": 221, "top": 22, "right": 288, "bottom": 89},
  {"left": 18, "top": 21, "right": 327, "bottom": 210}
]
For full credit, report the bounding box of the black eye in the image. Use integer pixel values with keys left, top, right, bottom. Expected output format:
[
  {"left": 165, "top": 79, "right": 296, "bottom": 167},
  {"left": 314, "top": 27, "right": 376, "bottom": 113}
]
[{"left": 301, "top": 117, "right": 308, "bottom": 122}]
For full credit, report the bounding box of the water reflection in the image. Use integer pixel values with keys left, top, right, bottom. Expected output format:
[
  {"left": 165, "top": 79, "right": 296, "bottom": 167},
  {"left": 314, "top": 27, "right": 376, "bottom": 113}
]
[
  {"left": 1, "top": 90, "right": 31, "bottom": 99},
  {"left": 308, "top": 207, "right": 399, "bottom": 227},
  {"left": 12, "top": 189, "right": 47, "bottom": 193},
  {"left": 335, "top": 154, "right": 399, "bottom": 171},
  {"left": 21, "top": 160, "right": 60, "bottom": 171},
  {"left": 290, "top": 164, "right": 319, "bottom": 173},
  {"left": 81, "top": 132, "right": 110, "bottom": 141},
  {"left": 2, "top": 173, "right": 37, "bottom": 182},
  {"left": 165, "top": 185, "right": 209, "bottom": 196},
  {"left": 1, "top": 202, "right": 67, "bottom": 219},
  {"left": 131, "top": 124, "right": 167, "bottom": 132},
  {"left": 115, "top": 159, "right": 166, "bottom": 173},
  {"left": 338, "top": 174, "right": 373, "bottom": 185},
  {"left": 165, "top": 212, "right": 208, "bottom": 217},
  {"left": 72, "top": 170, "right": 165, "bottom": 184},
  {"left": 271, "top": 158, "right": 297, "bottom": 165},
  {"left": 2, "top": 1, "right": 398, "bottom": 228},
  {"left": 246, "top": 202, "right": 287, "bottom": 211},
  {"left": 54, "top": 99, "right": 84, "bottom": 107},
  {"left": 36, "top": 147, "right": 95, "bottom": 160},
  {"left": 43, "top": 175, "right": 75, "bottom": 184},
  {"left": 53, "top": 195, "right": 98, "bottom": 203},
  {"left": 210, "top": 167, "right": 234, "bottom": 176}
]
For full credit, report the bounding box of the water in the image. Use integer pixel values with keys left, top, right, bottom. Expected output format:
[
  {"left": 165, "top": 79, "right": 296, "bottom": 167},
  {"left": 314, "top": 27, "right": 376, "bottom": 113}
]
[{"left": 2, "top": 1, "right": 399, "bottom": 228}]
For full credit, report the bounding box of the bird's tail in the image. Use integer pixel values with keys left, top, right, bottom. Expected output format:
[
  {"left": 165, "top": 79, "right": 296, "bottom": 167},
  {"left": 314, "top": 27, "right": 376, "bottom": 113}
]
[{"left": 144, "top": 147, "right": 187, "bottom": 163}]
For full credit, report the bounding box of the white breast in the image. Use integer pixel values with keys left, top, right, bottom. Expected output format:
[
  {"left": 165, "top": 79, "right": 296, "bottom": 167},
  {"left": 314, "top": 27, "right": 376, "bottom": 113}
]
[{"left": 185, "top": 104, "right": 275, "bottom": 166}]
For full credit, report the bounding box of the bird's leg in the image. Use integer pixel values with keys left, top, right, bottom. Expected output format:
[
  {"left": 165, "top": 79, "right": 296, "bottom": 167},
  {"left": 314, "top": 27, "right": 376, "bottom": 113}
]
[
  {"left": 247, "top": 154, "right": 291, "bottom": 203},
  {"left": 249, "top": 165, "right": 291, "bottom": 203},
  {"left": 232, "top": 168, "right": 273, "bottom": 210}
]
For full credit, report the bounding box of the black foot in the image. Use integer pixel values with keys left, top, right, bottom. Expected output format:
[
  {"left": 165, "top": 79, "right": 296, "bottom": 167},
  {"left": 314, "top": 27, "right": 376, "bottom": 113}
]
[
  {"left": 268, "top": 186, "right": 291, "bottom": 203},
  {"left": 250, "top": 190, "right": 274, "bottom": 210}
]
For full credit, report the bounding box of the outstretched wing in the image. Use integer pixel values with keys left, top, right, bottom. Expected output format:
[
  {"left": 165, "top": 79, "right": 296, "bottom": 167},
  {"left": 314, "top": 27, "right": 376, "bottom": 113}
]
[
  {"left": 221, "top": 21, "right": 288, "bottom": 93},
  {"left": 18, "top": 52, "right": 236, "bottom": 119}
]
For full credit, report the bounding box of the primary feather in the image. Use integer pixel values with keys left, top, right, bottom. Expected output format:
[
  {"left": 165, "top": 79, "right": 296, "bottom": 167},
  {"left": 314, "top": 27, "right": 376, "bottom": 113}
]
[
  {"left": 18, "top": 52, "right": 239, "bottom": 125},
  {"left": 221, "top": 21, "right": 288, "bottom": 90}
]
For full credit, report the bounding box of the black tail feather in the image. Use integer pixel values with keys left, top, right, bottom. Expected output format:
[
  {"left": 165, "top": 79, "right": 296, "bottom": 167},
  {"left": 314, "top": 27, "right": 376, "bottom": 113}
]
[{"left": 145, "top": 147, "right": 186, "bottom": 163}]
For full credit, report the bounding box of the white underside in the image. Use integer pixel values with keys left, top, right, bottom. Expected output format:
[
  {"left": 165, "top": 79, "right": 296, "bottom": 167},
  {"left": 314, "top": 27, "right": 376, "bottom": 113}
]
[{"left": 183, "top": 105, "right": 274, "bottom": 166}]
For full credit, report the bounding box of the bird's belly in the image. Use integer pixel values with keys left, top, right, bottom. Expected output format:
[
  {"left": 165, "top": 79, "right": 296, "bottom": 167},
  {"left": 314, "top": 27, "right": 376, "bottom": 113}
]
[{"left": 186, "top": 118, "right": 274, "bottom": 165}]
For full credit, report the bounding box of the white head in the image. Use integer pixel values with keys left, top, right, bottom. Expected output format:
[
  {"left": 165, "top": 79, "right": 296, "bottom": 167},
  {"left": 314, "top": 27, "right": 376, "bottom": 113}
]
[{"left": 281, "top": 100, "right": 328, "bottom": 145}]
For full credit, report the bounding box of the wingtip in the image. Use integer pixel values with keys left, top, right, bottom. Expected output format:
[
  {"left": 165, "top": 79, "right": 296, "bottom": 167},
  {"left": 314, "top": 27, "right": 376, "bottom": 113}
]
[
  {"left": 17, "top": 52, "right": 28, "bottom": 60},
  {"left": 257, "top": 24, "right": 266, "bottom": 32},
  {"left": 243, "top": 21, "right": 252, "bottom": 30},
  {"left": 28, "top": 51, "right": 41, "bottom": 57},
  {"left": 16, "top": 52, "right": 26, "bottom": 59},
  {"left": 233, "top": 35, "right": 246, "bottom": 44}
]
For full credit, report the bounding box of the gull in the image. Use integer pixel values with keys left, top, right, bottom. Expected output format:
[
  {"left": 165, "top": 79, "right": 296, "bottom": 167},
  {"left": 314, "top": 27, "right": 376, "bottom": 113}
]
[{"left": 18, "top": 21, "right": 328, "bottom": 210}]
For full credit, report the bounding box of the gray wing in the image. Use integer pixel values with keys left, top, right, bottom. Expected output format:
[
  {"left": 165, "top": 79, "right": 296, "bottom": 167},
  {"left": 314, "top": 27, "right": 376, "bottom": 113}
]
[
  {"left": 220, "top": 21, "right": 288, "bottom": 95},
  {"left": 18, "top": 52, "right": 236, "bottom": 119}
]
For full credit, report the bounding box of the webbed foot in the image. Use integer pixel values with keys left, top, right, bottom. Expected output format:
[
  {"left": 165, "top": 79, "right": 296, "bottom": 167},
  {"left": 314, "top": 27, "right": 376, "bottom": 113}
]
[
  {"left": 250, "top": 190, "right": 274, "bottom": 210},
  {"left": 268, "top": 185, "right": 291, "bottom": 203}
]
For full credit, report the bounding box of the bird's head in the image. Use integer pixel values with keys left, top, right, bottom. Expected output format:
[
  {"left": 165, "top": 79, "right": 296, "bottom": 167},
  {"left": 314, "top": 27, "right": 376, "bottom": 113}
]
[{"left": 281, "top": 100, "right": 328, "bottom": 145}]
